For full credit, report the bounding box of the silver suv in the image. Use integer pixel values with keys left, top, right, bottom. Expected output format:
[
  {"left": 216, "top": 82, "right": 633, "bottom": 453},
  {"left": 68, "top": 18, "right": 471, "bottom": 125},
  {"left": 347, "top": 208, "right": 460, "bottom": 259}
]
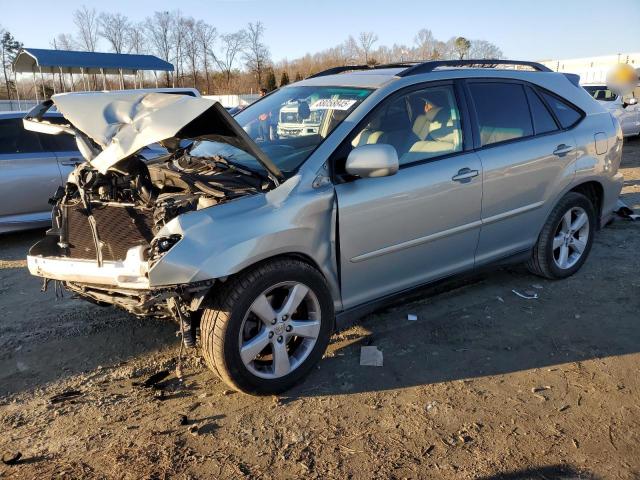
[{"left": 25, "top": 60, "right": 624, "bottom": 394}]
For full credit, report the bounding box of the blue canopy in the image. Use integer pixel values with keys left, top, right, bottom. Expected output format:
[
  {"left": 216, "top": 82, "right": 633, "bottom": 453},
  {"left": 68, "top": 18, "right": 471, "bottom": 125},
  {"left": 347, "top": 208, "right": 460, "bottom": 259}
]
[{"left": 13, "top": 48, "right": 174, "bottom": 75}]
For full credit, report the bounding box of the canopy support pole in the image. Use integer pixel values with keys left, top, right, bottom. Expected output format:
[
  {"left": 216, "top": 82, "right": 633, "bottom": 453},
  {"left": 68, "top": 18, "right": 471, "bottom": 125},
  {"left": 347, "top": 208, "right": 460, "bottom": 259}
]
[
  {"left": 32, "top": 70, "right": 40, "bottom": 102},
  {"left": 101, "top": 68, "right": 107, "bottom": 90},
  {"left": 51, "top": 72, "right": 57, "bottom": 94},
  {"left": 69, "top": 70, "right": 75, "bottom": 92},
  {"left": 13, "top": 71, "right": 21, "bottom": 110},
  {"left": 154, "top": 71, "right": 158, "bottom": 88},
  {"left": 39, "top": 66, "right": 46, "bottom": 99},
  {"left": 81, "top": 68, "right": 87, "bottom": 91},
  {"left": 59, "top": 67, "right": 66, "bottom": 92},
  {"left": 118, "top": 68, "right": 124, "bottom": 89}
]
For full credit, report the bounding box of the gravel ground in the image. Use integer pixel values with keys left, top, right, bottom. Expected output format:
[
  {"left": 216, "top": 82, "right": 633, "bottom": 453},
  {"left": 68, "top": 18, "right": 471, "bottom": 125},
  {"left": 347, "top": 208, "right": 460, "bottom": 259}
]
[{"left": 0, "top": 138, "right": 639, "bottom": 479}]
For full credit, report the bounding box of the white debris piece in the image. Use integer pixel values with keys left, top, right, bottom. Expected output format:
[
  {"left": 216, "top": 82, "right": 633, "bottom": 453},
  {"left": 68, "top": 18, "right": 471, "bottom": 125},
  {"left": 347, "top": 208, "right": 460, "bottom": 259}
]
[
  {"left": 360, "top": 346, "right": 384, "bottom": 367},
  {"left": 407, "top": 314, "right": 418, "bottom": 321},
  {"left": 512, "top": 289, "right": 538, "bottom": 300}
]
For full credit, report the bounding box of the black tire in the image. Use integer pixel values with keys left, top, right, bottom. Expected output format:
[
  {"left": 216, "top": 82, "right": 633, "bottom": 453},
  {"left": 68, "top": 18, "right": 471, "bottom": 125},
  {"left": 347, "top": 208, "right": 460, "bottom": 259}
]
[
  {"left": 200, "top": 258, "right": 334, "bottom": 395},
  {"left": 527, "top": 192, "right": 596, "bottom": 279}
]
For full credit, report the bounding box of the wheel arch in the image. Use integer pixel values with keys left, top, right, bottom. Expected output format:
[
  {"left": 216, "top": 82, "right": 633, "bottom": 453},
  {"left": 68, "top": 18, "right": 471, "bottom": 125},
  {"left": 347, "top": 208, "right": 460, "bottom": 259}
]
[{"left": 569, "top": 180, "right": 604, "bottom": 228}]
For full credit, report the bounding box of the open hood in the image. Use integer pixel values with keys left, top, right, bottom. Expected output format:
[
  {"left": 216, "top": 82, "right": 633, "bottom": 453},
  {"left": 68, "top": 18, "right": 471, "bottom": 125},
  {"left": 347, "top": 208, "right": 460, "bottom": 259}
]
[{"left": 24, "top": 91, "right": 284, "bottom": 182}]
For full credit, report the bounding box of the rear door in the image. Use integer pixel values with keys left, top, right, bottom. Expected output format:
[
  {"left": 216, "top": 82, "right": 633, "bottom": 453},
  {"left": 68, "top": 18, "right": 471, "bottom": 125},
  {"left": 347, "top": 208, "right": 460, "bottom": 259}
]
[
  {"left": 466, "top": 80, "right": 580, "bottom": 264},
  {"left": 38, "top": 127, "right": 83, "bottom": 178},
  {"left": 0, "top": 118, "right": 63, "bottom": 229},
  {"left": 333, "top": 82, "right": 483, "bottom": 309}
]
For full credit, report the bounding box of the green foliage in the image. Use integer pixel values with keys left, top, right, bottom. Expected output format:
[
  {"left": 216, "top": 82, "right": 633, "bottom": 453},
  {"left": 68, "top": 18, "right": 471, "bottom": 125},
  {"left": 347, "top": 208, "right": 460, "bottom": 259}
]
[
  {"left": 454, "top": 36, "right": 471, "bottom": 60},
  {"left": 279, "top": 71, "right": 290, "bottom": 87},
  {"left": 266, "top": 69, "right": 277, "bottom": 91}
]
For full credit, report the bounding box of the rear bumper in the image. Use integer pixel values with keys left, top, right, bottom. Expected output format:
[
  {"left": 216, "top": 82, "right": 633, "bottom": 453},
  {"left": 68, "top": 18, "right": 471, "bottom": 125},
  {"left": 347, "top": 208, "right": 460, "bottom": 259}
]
[{"left": 27, "top": 236, "right": 150, "bottom": 289}]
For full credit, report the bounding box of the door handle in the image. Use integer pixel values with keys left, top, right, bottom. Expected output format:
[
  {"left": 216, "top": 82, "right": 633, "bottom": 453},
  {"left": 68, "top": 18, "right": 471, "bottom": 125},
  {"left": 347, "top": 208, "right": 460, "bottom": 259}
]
[
  {"left": 553, "top": 144, "right": 574, "bottom": 156},
  {"left": 60, "top": 158, "right": 81, "bottom": 166},
  {"left": 452, "top": 167, "right": 479, "bottom": 183}
]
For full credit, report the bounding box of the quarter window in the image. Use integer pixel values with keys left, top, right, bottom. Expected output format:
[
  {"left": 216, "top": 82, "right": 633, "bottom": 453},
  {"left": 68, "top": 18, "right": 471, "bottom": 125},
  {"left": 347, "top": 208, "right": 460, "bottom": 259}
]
[
  {"left": 540, "top": 91, "right": 582, "bottom": 129},
  {"left": 525, "top": 86, "right": 559, "bottom": 135},
  {"left": 468, "top": 82, "right": 533, "bottom": 146},
  {"left": 347, "top": 84, "right": 463, "bottom": 167},
  {"left": 0, "top": 119, "right": 44, "bottom": 154}
]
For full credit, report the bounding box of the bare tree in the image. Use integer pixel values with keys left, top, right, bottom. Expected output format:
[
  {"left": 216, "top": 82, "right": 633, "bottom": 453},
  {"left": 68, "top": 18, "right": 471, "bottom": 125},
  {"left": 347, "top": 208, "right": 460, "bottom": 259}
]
[
  {"left": 183, "top": 17, "right": 200, "bottom": 88},
  {"left": 127, "top": 23, "right": 146, "bottom": 54},
  {"left": 195, "top": 21, "right": 216, "bottom": 93},
  {"left": 243, "top": 21, "right": 270, "bottom": 89},
  {"left": 1, "top": 29, "right": 22, "bottom": 102},
  {"left": 52, "top": 33, "right": 76, "bottom": 51},
  {"left": 171, "top": 12, "right": 189, "bottom": 87},
  {"left": 358, "top": 31, "right": 378, "bottom": 64},
  {"left": 469, "top": 40, "right": 503, "bottom": 60},
  {"left": 414, "top": 29, "right": 436, "bottom": 60},
  {"left": 341, "top": 36, "right": 359, "bottom": 64},
  {"left": 212, "top": 31, "right": 246, "bottom": 88},
  {"left": 145, "top": 11, "right": 173, "bottom": 85},
  {"left": 73, "top": 6, "right": 100, "bottom": 51},
  {"left": 99, "top": 12, "right": 130, "bottom": 54}
]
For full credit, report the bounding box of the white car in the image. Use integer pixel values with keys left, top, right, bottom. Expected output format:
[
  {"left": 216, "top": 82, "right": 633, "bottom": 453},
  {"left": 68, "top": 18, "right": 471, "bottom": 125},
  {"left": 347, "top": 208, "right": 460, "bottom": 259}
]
[{"left": 583, "top": 84, "right": 640, "bottom": 137}]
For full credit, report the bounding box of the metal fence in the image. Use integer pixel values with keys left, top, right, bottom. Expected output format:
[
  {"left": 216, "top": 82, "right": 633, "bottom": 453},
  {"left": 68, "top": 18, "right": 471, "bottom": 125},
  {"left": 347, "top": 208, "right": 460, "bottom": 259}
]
[
  {"left": 0, "top": 99, "right": 39, "bottom": 112},
  {"left": 203, "top": 94, "right": 260, "bottom": 108}
]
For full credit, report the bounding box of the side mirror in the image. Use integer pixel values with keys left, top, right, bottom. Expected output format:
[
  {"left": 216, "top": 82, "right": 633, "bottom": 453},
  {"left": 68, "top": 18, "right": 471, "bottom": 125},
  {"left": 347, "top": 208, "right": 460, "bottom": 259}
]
[{"left": 346, "top": 144, "right": 399, "bottom": 178}]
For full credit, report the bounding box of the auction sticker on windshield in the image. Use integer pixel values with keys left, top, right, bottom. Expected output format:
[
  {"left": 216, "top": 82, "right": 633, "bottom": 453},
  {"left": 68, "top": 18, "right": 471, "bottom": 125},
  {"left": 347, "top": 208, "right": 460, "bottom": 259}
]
[{"left": 311, "top": 98, "right": 358, "bottom": 110}]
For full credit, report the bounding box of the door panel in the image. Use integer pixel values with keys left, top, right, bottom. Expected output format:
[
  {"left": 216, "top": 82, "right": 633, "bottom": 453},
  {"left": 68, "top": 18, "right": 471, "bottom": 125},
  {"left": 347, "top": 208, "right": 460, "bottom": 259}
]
[
  {"left": 335, "top": 151, "right": 483, "bottom": 309},
  {"left": 0, "top": 152, "right": 63, "bottom": 224},
  {"left": 474, "top": 133, "right": 576, "bottom": 264}
]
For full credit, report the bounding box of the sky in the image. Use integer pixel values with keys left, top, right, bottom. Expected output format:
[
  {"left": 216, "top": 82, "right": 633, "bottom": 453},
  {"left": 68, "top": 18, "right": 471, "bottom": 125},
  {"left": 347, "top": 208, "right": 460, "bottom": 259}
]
[{"left": 1, "top": 0, "right": 639, "bottom": 62}]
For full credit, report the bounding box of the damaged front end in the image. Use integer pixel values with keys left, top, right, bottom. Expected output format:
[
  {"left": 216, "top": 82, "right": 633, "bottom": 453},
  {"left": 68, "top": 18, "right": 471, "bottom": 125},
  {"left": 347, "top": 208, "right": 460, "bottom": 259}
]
[{"left": 25, "top": 91, "right": 284, "bottom": 321}]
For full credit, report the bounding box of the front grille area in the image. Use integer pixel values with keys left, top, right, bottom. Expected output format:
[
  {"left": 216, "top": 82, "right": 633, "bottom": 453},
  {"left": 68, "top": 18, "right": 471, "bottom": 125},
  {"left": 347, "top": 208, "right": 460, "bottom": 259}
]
[{"left": 64, "top": 203, "right": 156, "bottom": 261}]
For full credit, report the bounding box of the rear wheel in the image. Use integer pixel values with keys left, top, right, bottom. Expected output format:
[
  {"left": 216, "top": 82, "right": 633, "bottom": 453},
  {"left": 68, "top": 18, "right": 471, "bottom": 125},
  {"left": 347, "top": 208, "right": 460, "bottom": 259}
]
[
  {"left": 527, "top": 192, "right": 595, "bottom": 279},
  {"left": 200, "top": 259, "right": 334, "bottom": 395}
]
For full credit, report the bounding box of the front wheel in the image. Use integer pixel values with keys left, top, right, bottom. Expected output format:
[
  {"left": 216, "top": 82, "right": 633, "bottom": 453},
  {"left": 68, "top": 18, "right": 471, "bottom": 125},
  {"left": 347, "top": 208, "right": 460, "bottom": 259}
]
[
  {"left": 200, "top": 259, "right": 334, "bottom": 395},
  {"left": 527, "top": 192, "right": 595, "bottom": 279}
]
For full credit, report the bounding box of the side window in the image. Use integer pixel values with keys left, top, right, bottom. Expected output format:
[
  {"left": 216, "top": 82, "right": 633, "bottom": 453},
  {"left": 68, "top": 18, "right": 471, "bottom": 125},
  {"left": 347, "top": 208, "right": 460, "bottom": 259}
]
[
  {"left": 0, "top": 119, "right": 44, "bottom": 154},
  {"left": 525, "top": 86, "right": 559, "bottom": 135},
  {"left": 39, "top": 133, "right": 78, "bottom": 152},
  {"left": 347, "top": 84, "right": 463, "bottom": 167},
  {"left": 539, "top": 91, "right": 582, "bottom": 129},
  {"left": 468, "top": 82, "right": 533, "bottom": 146}
]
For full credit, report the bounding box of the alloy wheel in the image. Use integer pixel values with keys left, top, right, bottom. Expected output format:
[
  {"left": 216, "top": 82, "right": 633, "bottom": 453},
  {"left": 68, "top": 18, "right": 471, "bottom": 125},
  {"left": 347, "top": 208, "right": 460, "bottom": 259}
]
[
  {"left": 238, "top": 281, "right": 322, "bottom": 379},
  {"left": 552, "top": 206, "right": 590, "bottom": 270}
]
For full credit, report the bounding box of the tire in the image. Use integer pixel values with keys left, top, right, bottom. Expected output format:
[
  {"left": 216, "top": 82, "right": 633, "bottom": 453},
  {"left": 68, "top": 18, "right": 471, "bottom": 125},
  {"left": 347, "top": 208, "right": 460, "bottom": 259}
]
[
  {"left": 200, "top": 258, "right": 334, "bottom": 395},
  {"left": 527, "top": 192, "right": 596, "bottom": 279}
]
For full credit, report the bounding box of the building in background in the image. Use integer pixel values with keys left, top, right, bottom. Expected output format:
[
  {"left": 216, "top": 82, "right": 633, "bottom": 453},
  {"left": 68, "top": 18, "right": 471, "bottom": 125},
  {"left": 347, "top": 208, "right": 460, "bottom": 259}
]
[{"left": 540, "top": 52, "right": 640, "bottom": 85}]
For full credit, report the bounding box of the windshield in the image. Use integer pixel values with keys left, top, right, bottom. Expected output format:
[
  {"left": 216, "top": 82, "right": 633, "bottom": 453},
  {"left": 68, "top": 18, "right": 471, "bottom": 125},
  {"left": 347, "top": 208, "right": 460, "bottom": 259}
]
[
  {"left": 583, "top": 85, "right": 619, "bottom": 102},
  {"left": 188, "top": 86, "right": 372, "bottom": 176}
]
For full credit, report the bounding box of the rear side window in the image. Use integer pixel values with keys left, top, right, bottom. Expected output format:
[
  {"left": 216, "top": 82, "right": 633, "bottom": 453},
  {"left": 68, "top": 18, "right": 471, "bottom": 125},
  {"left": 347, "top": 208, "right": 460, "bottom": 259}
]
[
  {"left": 0, "top": 119, "right": 44, "bottom": 154},
  {"left": 525, "top": 86, "right": 559, "bottom": 135},
  {"left": 39, "top": 133, "right": 78, "bottom": 152},
  {"left": 539, "top": 91, "right": 582, "bottom": 129},
  {"left": 468, "top": 82, "right": 533, "bottom": 146}
]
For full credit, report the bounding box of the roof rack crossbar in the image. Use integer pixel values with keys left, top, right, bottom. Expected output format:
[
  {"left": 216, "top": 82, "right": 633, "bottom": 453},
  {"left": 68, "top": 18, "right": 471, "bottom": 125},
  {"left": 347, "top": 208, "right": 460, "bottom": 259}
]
[{"left": 397, "top": 59, "right": 553, "bottom": 77}]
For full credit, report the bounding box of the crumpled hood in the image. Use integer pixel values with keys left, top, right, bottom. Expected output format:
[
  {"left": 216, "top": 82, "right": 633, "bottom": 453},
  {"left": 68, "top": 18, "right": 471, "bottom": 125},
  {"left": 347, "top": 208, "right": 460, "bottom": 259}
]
[
  {"left": 37, "top": 91, "right": 283, "bottom": 181},
  {"left": 52, "top": 92, "right": 213, "bottom": 174}
]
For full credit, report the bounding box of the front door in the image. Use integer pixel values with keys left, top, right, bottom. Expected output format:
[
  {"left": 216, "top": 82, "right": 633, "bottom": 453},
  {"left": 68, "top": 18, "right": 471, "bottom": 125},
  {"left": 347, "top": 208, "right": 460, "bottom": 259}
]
[{"left": 333, "top": 83, "right": 483, "bottom": 309}]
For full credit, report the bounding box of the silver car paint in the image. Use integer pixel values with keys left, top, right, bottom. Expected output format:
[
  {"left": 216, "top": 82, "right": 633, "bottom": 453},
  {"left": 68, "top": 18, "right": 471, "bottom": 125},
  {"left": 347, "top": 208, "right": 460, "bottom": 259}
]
[
  {"left": 27, "top": 67, "right": 624, "bottom": 315},
  {"left": 0, "top": 112, "right": 76, "bottom": 233}
]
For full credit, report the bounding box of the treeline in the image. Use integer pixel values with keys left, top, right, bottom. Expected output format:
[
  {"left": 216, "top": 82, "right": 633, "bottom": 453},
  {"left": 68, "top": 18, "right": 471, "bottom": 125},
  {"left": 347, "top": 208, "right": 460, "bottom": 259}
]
[{"left": 1, "top": 7, "right": 503, "bottom": 99}]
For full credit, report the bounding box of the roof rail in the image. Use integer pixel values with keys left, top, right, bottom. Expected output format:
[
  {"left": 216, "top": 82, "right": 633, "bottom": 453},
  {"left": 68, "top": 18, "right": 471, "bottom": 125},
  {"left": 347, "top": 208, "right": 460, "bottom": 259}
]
[
  {"left": 397, "top": 59, "right": 553, "bottom": 77},
  {"left": 306, "top": 62, "right": 420, "bottom": 79}
]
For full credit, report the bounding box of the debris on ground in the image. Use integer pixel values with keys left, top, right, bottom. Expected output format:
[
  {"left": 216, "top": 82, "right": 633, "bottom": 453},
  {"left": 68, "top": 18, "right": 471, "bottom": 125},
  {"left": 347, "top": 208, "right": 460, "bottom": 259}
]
[
  {"left": 512, "top": 289, "right": 538, "bottom": 300},
  {"left": 615, "top": 200, "right": 639, "bottom": 220},
  {"left": 178, "top": 414, "right": 188, "bottom": 426},
  {"left": 49, "top": 389, "right": 82, "bottom": 404},
  {"left": 1, "top": 452, "right": 22, "bottom": 465},
  {"left": 360, "top": 346, "right": 384, "bottom": 366},
  {"left": 407, "top": 314, "right": 418, "bottom": 321},
  {"left": 531, "top": 284, "right": 544, "bottom": 290},
  {"left": 134, "top": 369, "right": 170, "bottom": 388}
]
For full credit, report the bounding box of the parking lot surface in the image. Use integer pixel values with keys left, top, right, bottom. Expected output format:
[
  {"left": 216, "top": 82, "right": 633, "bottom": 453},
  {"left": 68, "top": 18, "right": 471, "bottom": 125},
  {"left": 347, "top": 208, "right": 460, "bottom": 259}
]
[{"left": 1, "top": 139, "right": 639, "bottom": 479}]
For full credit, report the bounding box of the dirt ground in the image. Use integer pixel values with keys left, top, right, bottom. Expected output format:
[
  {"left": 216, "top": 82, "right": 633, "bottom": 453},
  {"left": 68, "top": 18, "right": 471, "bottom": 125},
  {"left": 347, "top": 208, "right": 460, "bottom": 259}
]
[{"left": 1, "top": 139, "right": 640, "bottom": 480}]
